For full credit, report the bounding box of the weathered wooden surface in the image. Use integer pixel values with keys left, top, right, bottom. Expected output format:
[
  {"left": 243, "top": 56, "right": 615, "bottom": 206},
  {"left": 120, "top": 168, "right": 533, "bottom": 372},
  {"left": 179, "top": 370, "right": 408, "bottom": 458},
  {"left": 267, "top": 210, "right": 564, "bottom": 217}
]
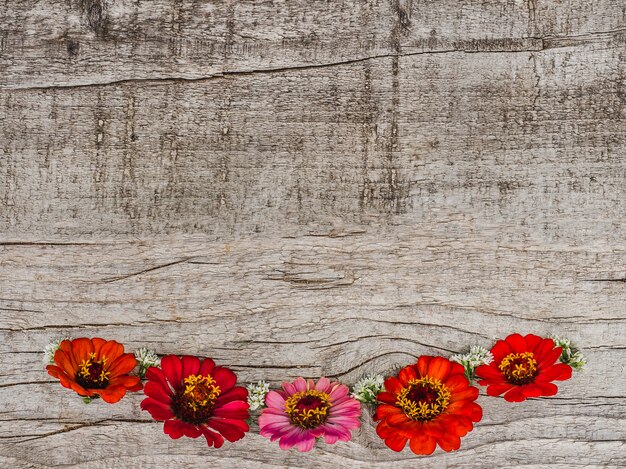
[{"left": 1, "top": 1, "right": 625, "bottom": 467}]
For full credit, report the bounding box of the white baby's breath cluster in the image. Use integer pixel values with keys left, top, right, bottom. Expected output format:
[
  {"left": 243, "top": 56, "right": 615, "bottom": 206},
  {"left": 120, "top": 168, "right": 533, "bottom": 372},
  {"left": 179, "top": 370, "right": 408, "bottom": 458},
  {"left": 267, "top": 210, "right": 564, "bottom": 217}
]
[
  {"left": 135, "top": 348, "right": 161, "bottom": 377},
  {"left": 247, "top": 380, "right": 271, "bottom": 410},
  {"left": 351, "top": 374, "right": 385, "bottom": 404},
  {"left": 549, "top": 334, "right": 586, "bottom": 370},
  {"left": 43, "top": 337, "right": 71, "bottom": 365},
  {"left": 450, "top": 345, "right": 494, "bottom": 382}
]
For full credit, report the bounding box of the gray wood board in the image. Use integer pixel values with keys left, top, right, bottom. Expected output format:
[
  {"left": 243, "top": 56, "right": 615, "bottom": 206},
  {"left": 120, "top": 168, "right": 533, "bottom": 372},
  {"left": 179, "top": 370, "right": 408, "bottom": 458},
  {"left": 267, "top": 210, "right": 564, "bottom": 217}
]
[{"left": 1, "top": 1, "right": 625, "bottom": 467}]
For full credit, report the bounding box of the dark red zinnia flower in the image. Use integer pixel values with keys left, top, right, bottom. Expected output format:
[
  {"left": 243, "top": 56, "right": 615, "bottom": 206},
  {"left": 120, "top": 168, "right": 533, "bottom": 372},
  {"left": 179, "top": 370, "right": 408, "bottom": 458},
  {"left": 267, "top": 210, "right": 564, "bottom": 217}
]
[
  {"left": 374, "top": 356, "right": 482, "bottom": 455},
  {"left": 141, "top": 355, "right": 249, "bottom": 447},
  {"left": 475, "top": 333, "right": 572, "bottom": 402},
  {"left": 46, "top": 338, "right": 142, "bottom": 403}
]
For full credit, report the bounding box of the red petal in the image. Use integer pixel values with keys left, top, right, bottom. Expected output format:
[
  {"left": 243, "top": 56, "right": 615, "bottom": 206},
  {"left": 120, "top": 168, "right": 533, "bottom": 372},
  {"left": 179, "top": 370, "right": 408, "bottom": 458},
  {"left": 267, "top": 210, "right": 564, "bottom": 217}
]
[
  {"left": 525, "top": 334, "right": 543, "bottom": 352},
  {"left": 427, "top": 356, "right": 452, "bottom": 381},
  {"left": 486, "top": 383, "right": 514, "bottom": 396},
  {"left": 145, "top": 366, "right": 174, "bottom": 395},
  {"left": 536, "top": 363, "right": 572, "bottom": 382},
  {"left": 109, "top": 374, "right": 142, "bottom": 389},
  {"left": 94, "top": 385, "right": 127, "bottom": 403},
  {"left": 164, "top": 419, "right": 187, "bottom": 439},
  {"left": 376, "top": 392, "right": 398, "bottom": 406},
  {"left": 449, "top": 386, "right": 478, "bottom": 403},
  {"left": 207, "top": 418, "right": 248, "bottom": 442},
  {"left": 144, "top": 380, "right": 172, "bottom": 404},
  {"left": 475, "top": 364, "right": 505, "bottom": 381},
  {"left": 409, "top": 432, "right": 437, "bottom": 455},
  {"left": 181, "top": 355, "right": 201, "bottom": 378},
  {"left": 490, "top": 339, "right": 512, "bottom": 362},
  {"left": 200, "top": 425, "right": 225, "bottom": 448},
  {"left": 445, "top": 374, "right": 470, "bottom": 392},
  {"left": 213, "top": 401, "right": 250, "bottom": 420},
  {"left": 386, "top": 412, "right": 411, "bottom": 428},
  {"left": 537, "top": 347, "right": 563, "bottom": 369},
  {"left": 213, "top": 367, "right": 237, "bottom": 393},
  {"left": 107, "top": 354, "right": 137, "bottom": 377},
  {"left": 99, "top": 340, "right": 124, "bottom": 364},
  {"left": 375, "top": 404, "right": 403, "bottom": 420},
  {"left": 215, "top": 386, "right": 248, "bottom": 406},
  {"left": 71, "top": 338, "right": 94, "bottom": 361},
  {"left": 199, "top": 358, "right": 216, "bottom": 376},
  {"left": 416, "top": 356, "right": 431, "bottom": 377},
  {"left": 53, "top": 349, "right": 76, "bottom": 376},
  {"left": 161, "top": 355, "right": 183, "bottom": 388},
  {"left": 384, "top": 376, "right": 403, "bottom": 394},
  {"left": 398, "top": 366, "right": 417, "bottom": 386},
  {"left": 503, "top": 386, "right": 528, "bottom": 402},
  {"left": 437, "top": 431, "right": 461, "bottom": 452},
  {"left": 534, "top": 338, "right": 556, "bottom": 361},
  {"left": 141, "top": 398, "right": 175, "bottom": 420},
  {"left": 537, "top": 382, "right": 559, "bottom": 396},
  {"left": 382, "top": 431, "right": 408, "bottom": 452},
  {"left": 505, "top": 333, "right": 526, "bottom": 353}
]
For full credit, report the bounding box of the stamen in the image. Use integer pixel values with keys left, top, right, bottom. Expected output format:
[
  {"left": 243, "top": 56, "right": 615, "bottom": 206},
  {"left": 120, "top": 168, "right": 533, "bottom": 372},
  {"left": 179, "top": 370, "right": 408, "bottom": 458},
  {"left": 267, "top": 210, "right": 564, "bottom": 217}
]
[
  {"left": 498, "top": 352, "right": 538, "bottom": 385},
  {"left": 285, "top": 390, "right": 332, "bottom": 429},
  {"left": 75, "top": 353, "right": 111, "bottom": 389},
  {"left": 396, "top": 376, "right": 451, "bottom": 421},
  {"left": 172, "top": 374, "right": 221, "bottom": 425}
]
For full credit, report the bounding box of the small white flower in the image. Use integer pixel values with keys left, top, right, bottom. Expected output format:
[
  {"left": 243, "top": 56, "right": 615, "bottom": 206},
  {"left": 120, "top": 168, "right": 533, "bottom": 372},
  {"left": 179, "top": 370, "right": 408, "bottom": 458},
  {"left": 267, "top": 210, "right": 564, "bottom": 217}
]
[
  {"left": 135, "top": 348, "right": 161, "bottom": 377},
  {"left": 43, "top": 337, "right": 71, "bottom": 365},
  {"left": 351, "top": 374, "right": 385, "bottom": 404},
  {"left": 247, "top": 380, "right": 271, "bottom": 410},
  {"left": 450, "top": 345, "right": 494, "bottom": 382},
  {"left": 549, "top": 334, "right": 586, "bottom": 370}
]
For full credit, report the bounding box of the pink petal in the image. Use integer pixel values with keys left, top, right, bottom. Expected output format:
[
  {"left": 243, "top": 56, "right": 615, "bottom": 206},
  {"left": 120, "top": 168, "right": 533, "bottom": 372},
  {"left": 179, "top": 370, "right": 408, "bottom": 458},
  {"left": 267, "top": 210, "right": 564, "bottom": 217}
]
[
  {"left": 265, "top": 390, "right": 286, "bottom": 409},
  {"left": 315, "top": 377, "right": 331, "bottom": 392},
  {"left": 293, "top": 377, "right": 307, "bottom": 392}
]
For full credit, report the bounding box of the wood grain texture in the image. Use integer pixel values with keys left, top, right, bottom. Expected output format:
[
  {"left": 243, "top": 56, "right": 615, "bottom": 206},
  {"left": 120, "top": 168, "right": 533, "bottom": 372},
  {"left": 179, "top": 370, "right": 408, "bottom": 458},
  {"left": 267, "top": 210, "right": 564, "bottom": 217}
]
[{"left": 1, "top": 0, "right": 625, "bottom": 467}]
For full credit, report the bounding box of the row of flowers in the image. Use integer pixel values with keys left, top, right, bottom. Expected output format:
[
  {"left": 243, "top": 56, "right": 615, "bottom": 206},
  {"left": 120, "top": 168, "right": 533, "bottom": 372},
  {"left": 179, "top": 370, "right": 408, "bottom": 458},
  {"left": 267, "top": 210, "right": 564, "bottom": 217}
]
[{"left": 44, "top": 333, "right": 585, "bottom": 455}]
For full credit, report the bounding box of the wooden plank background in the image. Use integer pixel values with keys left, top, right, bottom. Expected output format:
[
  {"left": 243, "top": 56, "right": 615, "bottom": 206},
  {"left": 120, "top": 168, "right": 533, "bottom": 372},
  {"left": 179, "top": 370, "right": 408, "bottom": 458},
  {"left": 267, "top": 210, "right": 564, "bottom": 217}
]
[{"left": 1, "top": 1, "right": 625, "bottom": 467}]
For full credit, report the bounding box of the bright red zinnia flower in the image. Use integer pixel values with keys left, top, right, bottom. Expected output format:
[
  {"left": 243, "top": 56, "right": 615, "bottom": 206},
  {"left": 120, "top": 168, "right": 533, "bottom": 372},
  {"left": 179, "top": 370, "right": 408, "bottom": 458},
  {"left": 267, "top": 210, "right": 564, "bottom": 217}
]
[
  {"left": 46, "top": 338, "right": 142, "bottom": 403},
  {"left": 258, "top": 377, "right": 361, "bottom": 452},
  {"left": 141, "top": 355, "right": 249, "bottom": 447},
  {"left": 374, "top": 356, "right": 482, "bottom": 455},
  {"left": 475, "top": 333, "right": 572, "bottom": 402}
]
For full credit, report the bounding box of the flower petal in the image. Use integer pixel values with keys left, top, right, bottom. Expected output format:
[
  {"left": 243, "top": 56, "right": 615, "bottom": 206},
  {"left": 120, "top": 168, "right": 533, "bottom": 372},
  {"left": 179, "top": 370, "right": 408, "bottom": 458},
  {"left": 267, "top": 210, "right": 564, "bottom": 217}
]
[
  {"left": 107, "top": 353, "right": 137, "bottom": 377},
  {"left": 145, "top": 366, "right": 174, "bottom": 396},
  {"left": 409, "top": 432, "right": 437, "bottom": 455},
  {"left": 426, "top": 356, "right": 452, "bottom": 381},
  {"left": 71, "top": 338, "right": 94, "bottom": 361},
  {"left": 200, "top": 424, "right": 225, "bottom": 448},
  {"left": 199, "top": 358, "right": 216, "bottom": 376},
  {"left": 213, "top": 367, "right": 237, "bottom": 393},
  {"left": 181, "top": 355, "right": 201, "bottom": 378},
  {"left": 161, "top": 355, "right": 183, "bottom": 389}
]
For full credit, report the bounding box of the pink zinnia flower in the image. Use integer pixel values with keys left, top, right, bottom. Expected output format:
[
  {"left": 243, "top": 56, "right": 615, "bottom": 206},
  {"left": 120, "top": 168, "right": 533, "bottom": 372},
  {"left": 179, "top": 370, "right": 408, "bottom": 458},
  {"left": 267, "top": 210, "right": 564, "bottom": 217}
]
[{"left": 258, "top": 377, "right": 361, "bottom": 452}]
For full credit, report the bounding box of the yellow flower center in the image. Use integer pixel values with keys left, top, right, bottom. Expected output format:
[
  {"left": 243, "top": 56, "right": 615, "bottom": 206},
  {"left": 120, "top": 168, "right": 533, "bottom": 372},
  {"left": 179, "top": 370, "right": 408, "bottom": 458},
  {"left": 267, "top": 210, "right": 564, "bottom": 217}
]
[
  {"left": 285, "top": 390, "right": 332, "bottom": 429},
  {"left": 396, "top": 376, "right": 451, "bottom": 421},
  {"left": 499, "top": 352, "right": 538, "bottom": 385},
  {"left": 172, "top": 374, "right": 221, "bottom": 424},
  {"left": 76, "top": 352, "right": 110, "bottom": 389}
]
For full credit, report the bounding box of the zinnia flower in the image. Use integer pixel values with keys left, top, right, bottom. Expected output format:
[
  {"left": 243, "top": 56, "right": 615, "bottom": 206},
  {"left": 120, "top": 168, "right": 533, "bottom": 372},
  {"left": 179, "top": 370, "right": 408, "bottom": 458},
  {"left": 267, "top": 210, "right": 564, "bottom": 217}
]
[
  {"left": 374, "top": 356, "right": 482, "bottom": 455},
  {"left": 141, "top": 355, "right": 249, "bottom": 447},
  {"left": 475, "top": 333, "right": 573, "bottom": 402},
  {"left": 258, "top": 377, "right": 361, "bottom": 452},
  {"left": 46, "top": 338, "right": 142, "bottom": 403}
]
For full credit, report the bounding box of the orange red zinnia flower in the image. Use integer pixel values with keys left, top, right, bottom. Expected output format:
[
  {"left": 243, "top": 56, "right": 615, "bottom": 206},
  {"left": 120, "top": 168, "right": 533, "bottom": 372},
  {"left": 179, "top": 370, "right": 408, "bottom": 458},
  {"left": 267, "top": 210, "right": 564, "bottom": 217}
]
[
  {"left": 475, "top": 333, "right": 572, "bottom": 402},
  {"left": 374, "top": 356, "right": 482, "bottom": 455},
  {"left": 46, "top": 337, "right": 142, "bottom": 403},
  {"left": 141, "top": 355, "right": 250, "bottom": 447},
  {"left": 258, "top": 377, "right": 361, "bottom": 452}
]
